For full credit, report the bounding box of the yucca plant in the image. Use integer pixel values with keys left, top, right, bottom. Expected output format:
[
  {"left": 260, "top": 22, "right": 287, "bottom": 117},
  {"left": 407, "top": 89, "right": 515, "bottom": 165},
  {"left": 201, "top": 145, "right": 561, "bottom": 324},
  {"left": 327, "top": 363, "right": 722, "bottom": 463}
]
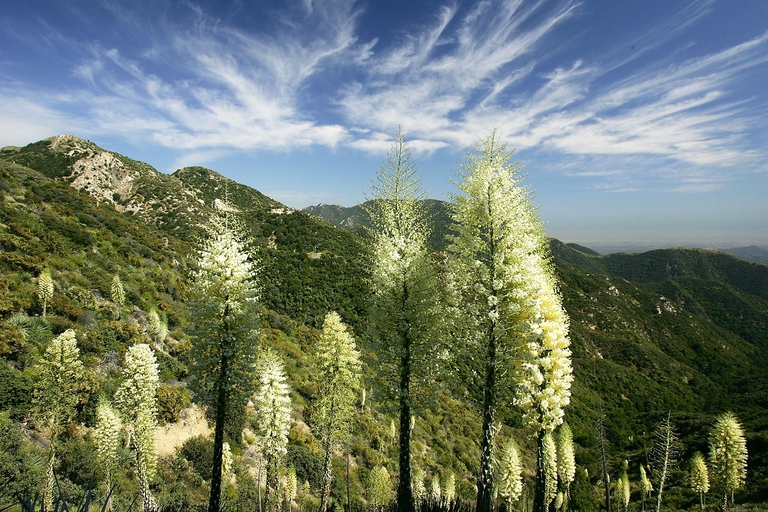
[{"left": 19, "top": 472, "right": 137, "bottom": 512}]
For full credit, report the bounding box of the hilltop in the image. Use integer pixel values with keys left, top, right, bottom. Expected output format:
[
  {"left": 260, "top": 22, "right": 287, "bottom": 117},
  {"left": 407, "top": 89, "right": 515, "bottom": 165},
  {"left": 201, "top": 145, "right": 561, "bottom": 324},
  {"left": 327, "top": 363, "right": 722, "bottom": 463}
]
[{"left": 1, "top": 135, "right": 767, "bottom": 509}]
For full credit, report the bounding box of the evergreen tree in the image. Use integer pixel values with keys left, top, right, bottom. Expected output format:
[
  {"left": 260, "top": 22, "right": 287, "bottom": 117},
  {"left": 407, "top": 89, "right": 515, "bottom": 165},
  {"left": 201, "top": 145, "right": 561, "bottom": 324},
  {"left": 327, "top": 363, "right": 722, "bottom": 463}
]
[
  {"left": 115, "top": 343, "right": 159, "bottom": 512},
  {"left": 448, "top": 130, "right": 571, "bottom": 512},
  {"left": 33, "top": 329, "right": 84, "bottom": 511},
  {"left": 254, "top": 350, "right": 292, "bottom": 512},
  {"left": 709, "top": 412, "right": 748, "bottom": 508},
  {"left": 0, "top": 412, "right": 37, "bottom": 507},
  {"left": 188, "top": 210, "right": 261, "bottom": 512},
  {"left": 94, "top": 398, "right": 121, "bottom": 498},
  {"left": 690, "top": 451, "right": 709, "bottom": 512},
  {"left": 38, "top": 268, "right": 54, "bottom": 318},
  {"left": 315, "top": 312, "right": 362, "bottom": 512},
  {"left": 366, "top": 129, "right": 440, "bottom": 512},
  {"left": 497, "top": 438, "right": 523, "bottom": 507}
]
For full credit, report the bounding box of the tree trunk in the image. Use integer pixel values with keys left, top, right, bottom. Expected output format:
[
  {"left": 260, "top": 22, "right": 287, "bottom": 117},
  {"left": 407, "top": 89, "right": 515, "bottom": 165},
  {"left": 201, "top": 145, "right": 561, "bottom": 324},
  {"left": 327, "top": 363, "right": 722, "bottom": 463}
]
[
  {"left": 207, "top": 354, "right": 229, "bottom": 512},
  {"left": 346, "top": 448, "right": 352, "bottom": 512},
  {"left": 397, "top": 325, "right": 414, "bottom": 512},
  {"left": 266, "top": 458, "right": 280, "bottom": 512},
  {"left": 258, "top": 459, "right": 263, "bottom": 512},
  {"left": 134, "top": 437, "right": 158, "bottom": 512},
  {"left": 476, "top": 325, "right": 497, "bottom": 512},
  {"left": 320, "top": 430, "right": 334, "bottom": 512},
  {"left": 43, "top": 445, "right": 55, "bottom": 512},
  {"left": 533, "top": 431, "right": 547, "bottom": 512}
]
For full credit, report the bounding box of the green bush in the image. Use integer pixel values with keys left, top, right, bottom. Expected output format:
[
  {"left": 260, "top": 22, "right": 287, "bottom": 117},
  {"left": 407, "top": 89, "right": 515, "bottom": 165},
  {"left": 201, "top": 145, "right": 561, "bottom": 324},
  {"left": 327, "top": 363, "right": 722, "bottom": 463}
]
[
  {"left": 287, "top": 443, "right": 323, "bottom": 491},
  {"left": 180, "top": 435, "right": 214, "bottom": 481},
  {"left": 157, "top": 384, "right": 190, "bottom": 424}
]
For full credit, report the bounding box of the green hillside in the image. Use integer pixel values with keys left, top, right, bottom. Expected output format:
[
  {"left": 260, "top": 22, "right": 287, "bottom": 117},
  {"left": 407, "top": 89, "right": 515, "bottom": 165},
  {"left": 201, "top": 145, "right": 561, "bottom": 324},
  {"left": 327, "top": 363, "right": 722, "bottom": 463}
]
[{"left": 1, "top": 136, "right": 767, "bottom": 510}]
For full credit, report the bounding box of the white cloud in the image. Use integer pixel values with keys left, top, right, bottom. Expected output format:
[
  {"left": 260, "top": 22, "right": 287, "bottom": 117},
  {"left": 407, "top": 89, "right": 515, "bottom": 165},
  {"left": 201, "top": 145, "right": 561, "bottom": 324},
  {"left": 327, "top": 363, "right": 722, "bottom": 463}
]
[{"left": 1, "top": 0, "right": 766, "bottom": 196}]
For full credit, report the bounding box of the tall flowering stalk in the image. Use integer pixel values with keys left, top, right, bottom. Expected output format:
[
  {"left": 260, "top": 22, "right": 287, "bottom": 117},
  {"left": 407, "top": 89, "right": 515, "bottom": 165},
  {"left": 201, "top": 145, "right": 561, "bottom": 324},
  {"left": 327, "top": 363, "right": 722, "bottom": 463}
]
[
  {"left": 315, "top": 312, "right": 361, "bottom": 512},
  {"left": 639, "top": 464, "right": 653, "bottom": 512},
  {"left": 543, "top": 432, "right": 558, "bottom": 508},
  {"left": 111, "top": 274, "right": 125, "bottom": 307},
  {"left": 497, "top": 438, "right": 523, "bottom": 507},
  {"left": 709, "top": 412, "right": 748, "bottom": 508},
  {"left": 94, "top": 398, "right": 122, "bottom": 498},
  {"left": 448, "top": 131, "right": 572, "bottom": 512},
  {"left": 650, "top": 413, "right": 681, "bottom": 512},
  {"left": 690, "top": 451, "right": 710, "bottom": 512},
  {"left": 115, "top": 343, "right": 159, "bottom": 512},
  {"left": 615, "top": 462, "right": 630, "bottom": 511},
  {"left": 38, "top": 269, "right": 54, "bottom": 318},
  {"left": 557, "top": 422, "right": 576, "bottom": 509},
  {"left": 366, "top": 129, "right": 440, "bottom": 512},
  {"left": 254, "top": 350, "right": 292, "bottom": 512},
  {"left": 33, "top": 329, "right": 85, "bottom": 511},
  {"left": 189, "top": 210, "right": 260, "bottom": 512}
]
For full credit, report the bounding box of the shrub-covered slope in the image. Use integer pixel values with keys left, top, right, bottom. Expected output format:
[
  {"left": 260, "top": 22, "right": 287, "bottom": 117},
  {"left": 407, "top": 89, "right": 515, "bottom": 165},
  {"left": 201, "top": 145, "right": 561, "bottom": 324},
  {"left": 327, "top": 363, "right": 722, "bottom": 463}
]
[{"left": 1, "top": 136, "right": 767, "bottom": 509}]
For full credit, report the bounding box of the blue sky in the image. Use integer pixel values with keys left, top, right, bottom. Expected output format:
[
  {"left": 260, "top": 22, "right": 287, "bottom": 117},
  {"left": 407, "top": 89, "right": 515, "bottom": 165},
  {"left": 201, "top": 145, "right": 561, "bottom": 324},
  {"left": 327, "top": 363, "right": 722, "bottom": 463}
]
[{"left": 1, "top": 0, "right": 767, "bottom": 248}]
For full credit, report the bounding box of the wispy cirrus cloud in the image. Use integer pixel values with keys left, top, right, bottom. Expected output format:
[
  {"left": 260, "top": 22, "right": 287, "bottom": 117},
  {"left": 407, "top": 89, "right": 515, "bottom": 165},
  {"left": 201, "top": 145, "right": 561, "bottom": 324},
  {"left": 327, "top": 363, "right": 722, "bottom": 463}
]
[
  {"left": 0, "top": 0, "right": 766, "bottom": 195},
  {"left": 335, "top": 0, "right": 767, "bottom": 191},
  {"left": 1, "top": 0, "right": 365, "bottom": 150}
]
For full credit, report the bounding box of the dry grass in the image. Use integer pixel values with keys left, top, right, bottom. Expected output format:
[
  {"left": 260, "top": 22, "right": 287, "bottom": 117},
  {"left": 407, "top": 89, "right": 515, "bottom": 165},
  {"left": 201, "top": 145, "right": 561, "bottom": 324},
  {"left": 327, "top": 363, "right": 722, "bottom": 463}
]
[{"left": 155, "top": 403, "right": 210, "bottom": 457}]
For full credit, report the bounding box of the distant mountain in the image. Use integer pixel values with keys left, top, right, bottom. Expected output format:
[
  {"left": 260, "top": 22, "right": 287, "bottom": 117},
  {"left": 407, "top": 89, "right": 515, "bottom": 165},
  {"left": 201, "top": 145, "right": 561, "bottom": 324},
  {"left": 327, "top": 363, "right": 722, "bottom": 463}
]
[
  {"left": 303, "top": 199, "right": 451, "bottom": 248},
  {"left": 302, "top": 203, "right": 366, "bottom": 229},
  {"left": 2, "top": 135, "right": 768, "bottom": 507},
  {"left": 723, "top": 245, "right": 768, "bottom": 265}
]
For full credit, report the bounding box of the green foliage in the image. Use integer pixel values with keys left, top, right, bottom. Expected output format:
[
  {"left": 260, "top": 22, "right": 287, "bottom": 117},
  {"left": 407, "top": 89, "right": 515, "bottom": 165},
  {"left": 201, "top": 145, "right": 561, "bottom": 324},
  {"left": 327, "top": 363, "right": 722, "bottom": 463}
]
[
  {"left": 287, "top": 443, "right": 323, "bottom": 491},
  {"left": 0, "top": 360, "right": 33, "bottom": 420},
  {"left": 181, "top": 435, "right": 215, "bottom": 481},
  {"left": 1, "top": 135, "right": 768, "bottom": 510},
  {"left": 156, "top": 383, "right": 190, "bottom": 424},
  {"left": 0, "top": 411, "right": 39, "bottom": 507}
]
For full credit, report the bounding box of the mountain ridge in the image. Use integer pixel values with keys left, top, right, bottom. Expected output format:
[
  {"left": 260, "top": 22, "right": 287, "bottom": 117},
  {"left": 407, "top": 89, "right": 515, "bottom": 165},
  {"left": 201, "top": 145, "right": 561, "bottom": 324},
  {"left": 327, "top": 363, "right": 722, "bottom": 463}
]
[{"left": 1, "top": 135, "right": 767, "bottom": 507}]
